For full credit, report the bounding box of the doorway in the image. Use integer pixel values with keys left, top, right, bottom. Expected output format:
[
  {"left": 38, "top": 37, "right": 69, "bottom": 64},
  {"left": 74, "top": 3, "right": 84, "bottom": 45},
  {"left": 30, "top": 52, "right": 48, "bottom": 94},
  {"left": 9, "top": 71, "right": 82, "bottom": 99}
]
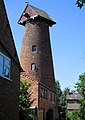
[{"left": 46, "top": 109, "right": 53, "bottom": 120}]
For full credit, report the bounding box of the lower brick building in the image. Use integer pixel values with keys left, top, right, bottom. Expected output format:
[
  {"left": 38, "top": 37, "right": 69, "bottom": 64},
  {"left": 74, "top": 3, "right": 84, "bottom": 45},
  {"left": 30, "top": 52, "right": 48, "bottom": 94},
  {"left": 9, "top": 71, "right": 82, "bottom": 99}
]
[
  {"left": 21, "top": 73, "right": 57, "bottom": 120},
  {"left": 19, "top": 4, "right": 58, "bottom": 120},
  {"left": 0, "top": 0, "right": 21, "bottom": 119}
]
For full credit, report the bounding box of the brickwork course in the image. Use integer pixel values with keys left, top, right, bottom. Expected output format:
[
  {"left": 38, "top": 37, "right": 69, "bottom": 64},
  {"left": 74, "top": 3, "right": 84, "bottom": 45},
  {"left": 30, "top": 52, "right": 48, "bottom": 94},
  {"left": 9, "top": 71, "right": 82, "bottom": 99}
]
[
  {"left": 0, "top": 0, "right": 21, "bottom": 120},
  {"left": 19, "top": 4, "right": 58, "bottom": 120}
]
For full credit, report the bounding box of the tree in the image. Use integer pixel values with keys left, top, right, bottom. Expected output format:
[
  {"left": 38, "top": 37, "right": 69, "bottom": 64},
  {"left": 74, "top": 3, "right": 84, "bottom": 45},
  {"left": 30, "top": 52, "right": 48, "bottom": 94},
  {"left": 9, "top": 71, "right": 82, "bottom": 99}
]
[
  {"left": 75, "top": 73, "right": 85, "bottom": 97},
  {"left": 75, "top": 73, "right": 85, "bottom": 120},
  {"left": 55, "top": 81, "right": 67, "bottom": 120},
  {"left": 66, "top": 109, "right": 79, "bottom": 120},
  {"left": 76, "top": 0, "right": 85, "bottom": 8},
  {"left": 55, "top": 81, "right": 62, "bottom": 104},
  {"left": 64, "top": 87, "right": 70, "bottom": 96},
  {"left": 19, "top": 80, "right": 34, "bottom": 120}
]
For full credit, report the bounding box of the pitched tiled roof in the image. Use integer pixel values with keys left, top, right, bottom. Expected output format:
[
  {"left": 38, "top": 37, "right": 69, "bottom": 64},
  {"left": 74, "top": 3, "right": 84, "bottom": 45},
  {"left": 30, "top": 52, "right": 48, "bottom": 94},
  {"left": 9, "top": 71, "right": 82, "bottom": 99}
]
[
  {"left": 66, "top": 93, "right": 82, "bottom": 100},
  {"left": 67, "top": 103, "right": 80, "bottom": 110}
]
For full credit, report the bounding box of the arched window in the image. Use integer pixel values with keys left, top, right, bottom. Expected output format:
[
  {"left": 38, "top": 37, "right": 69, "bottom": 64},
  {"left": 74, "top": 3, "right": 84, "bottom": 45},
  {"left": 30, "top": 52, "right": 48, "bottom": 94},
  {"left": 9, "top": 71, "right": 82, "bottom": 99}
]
[{"left": 31, "top": 63, "right": 36, "bottom": 71}]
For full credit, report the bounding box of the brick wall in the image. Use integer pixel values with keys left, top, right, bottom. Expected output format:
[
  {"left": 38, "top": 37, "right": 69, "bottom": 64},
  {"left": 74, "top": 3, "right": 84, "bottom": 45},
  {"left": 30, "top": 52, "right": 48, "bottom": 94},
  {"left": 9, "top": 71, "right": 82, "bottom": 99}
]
[
  {"left": 39, "top": 83, "right": 57, "bottom": 120},
  {"left": 0, "top": 45, "right": 20, "bottom": 120},
  {"left": 0, "top": 0, "right": 19, "bottom": 64},
  {"left": 20, "top": 74, "right": 38, "bottom": 107},
  {"left": 20, "top": 19, "right": 57, "bottom": 120},
  {"left": 0, "top": 0, "right": 20, "bottom": 120},
  {"left": 20, "top": 19, "right": 55, "bottom": 91}
]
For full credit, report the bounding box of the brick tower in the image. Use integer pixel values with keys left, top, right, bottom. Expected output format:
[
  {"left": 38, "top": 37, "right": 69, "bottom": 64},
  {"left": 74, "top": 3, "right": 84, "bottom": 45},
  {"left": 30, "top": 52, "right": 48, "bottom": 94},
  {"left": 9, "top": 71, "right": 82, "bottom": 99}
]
[{"left": 18, "top": 4, "right": 58, "bottom": 120}]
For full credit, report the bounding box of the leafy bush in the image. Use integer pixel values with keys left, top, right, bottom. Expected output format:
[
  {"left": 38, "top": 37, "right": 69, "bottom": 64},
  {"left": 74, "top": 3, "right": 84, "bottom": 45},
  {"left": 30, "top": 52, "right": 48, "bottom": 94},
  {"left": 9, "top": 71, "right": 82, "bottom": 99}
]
[{"left": 19, "top": 80, "right": 35, "bottom": 120}]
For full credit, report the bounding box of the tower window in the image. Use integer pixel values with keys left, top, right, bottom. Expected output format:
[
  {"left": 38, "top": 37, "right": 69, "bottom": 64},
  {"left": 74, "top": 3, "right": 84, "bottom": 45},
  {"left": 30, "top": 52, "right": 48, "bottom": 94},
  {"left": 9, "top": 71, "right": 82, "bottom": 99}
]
[
  {"left": 29, "top": 9, "right": 32, "bottom": 14},
  {"left": 31, "top": 63, "right": 36, "bottom": 71},
  {"left": 32, "top": 45, "right": 37, "bottom": 52}
]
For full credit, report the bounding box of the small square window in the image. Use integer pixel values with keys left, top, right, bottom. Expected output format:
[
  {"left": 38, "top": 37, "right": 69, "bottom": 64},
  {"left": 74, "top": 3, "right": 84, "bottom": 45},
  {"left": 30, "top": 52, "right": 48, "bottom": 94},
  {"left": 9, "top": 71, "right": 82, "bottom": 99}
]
[{"left": 32, "top": 45, "right": 37, "bottom": 52}]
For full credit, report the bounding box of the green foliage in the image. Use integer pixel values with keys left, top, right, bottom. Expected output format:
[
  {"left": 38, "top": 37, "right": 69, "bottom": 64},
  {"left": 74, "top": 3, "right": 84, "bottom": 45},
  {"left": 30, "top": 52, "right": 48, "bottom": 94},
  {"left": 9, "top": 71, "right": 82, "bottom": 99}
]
[
  {"left": 78, "top": 99, "right": 85, "bottom": 120},
  {"left": 19, "top": 80, "right": 34, "bottom": 112},
  {"left": 66, "top": 109, "right": 80, "bottom": 120},
  {"left": 76, "top": 0, "right": 85, "bottom": 8},
  {"left": 75, "top": 73, "right": 85, "bottom": 97},
  {"left": 55, "top": 81, "right": 62, "bottom": 103},
  {"left": 75, "top": 73, "right": 85, "bottom": 120},
  {"left": 55, "top": 81, "right": 67, "bottom": 120},
  {"left": 67, "top": 73, "right": 85, "bottom": 120},
  {"left": 56, "top": 73, "right": 85, "bottom": 120},
  {"left": 19, "top": 80, "right": 34, "bottom": 120}
]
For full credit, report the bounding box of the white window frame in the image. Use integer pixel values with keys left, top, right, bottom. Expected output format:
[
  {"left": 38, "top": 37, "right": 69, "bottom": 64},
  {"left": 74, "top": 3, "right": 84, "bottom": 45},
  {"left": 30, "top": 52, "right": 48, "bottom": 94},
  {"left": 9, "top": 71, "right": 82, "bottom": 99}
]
[{"left": 0, "top": 52, "right": 11, "bottom": 80}]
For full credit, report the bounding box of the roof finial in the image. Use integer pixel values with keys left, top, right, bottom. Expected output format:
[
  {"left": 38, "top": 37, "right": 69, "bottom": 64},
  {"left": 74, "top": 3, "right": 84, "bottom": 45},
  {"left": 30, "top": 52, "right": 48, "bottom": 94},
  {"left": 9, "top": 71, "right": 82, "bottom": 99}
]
[{"left": 25, "top": 1, "right": 29, "bottom": 5}]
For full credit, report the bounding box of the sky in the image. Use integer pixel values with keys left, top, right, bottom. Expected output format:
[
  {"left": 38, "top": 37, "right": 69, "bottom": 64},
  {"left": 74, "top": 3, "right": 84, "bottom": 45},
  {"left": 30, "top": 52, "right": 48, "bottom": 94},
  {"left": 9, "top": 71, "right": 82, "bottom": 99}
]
[{"left": 4, "top": 0, "right": 85, "bottom": 90}]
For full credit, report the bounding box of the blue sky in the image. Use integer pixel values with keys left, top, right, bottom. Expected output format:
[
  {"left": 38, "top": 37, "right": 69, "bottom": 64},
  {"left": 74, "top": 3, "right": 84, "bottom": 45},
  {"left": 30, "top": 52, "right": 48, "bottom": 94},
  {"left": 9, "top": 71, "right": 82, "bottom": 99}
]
[{"left": 4, "top": 0, "right": 85, "bottom": 90}]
